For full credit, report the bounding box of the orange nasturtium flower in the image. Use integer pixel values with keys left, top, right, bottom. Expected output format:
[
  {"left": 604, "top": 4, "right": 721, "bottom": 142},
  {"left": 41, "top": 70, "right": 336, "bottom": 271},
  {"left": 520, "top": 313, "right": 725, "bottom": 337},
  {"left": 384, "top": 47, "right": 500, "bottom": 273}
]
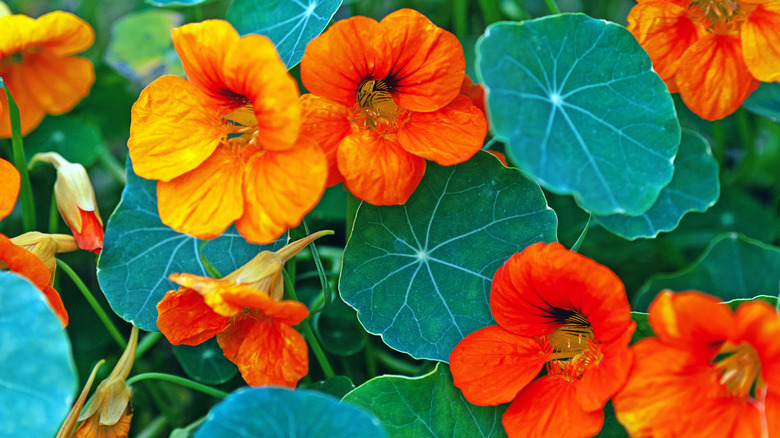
[
  {"left": 157, "top": 231, "right": 332, "bottom": 387},
  {"left": 627, "top": 0, "right": 780, "bottom": 120},
  {"left": 0, "top": 158, "right": 19, "bottom": 218},
  {"left": 449, "top": 243, "right": 635, "bottom": 438},
  {"left": 614, "top": 291, "right": 780, "bottom": 436},
  {"left": 0, "top": 9, "right": 94, "bottom": 137},
  {"left": 128, "top": 20, "right": 326, "bottom": 244},
  {"left": 299, "top": 8, "right": 487, "bottom": 205}
]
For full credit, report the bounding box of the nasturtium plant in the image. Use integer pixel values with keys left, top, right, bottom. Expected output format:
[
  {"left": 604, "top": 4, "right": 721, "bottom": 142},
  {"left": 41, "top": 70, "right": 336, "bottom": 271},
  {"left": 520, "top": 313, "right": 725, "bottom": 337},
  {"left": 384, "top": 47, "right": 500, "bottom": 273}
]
[
  {"left": 743, "top": 82, "right": 780, "bottom": 122},
  {"left": 172, "top": 338, "right": 238, "bottom": 385},
  {"left": 25, "top": 116, "right": 103, "bottom": 167}
]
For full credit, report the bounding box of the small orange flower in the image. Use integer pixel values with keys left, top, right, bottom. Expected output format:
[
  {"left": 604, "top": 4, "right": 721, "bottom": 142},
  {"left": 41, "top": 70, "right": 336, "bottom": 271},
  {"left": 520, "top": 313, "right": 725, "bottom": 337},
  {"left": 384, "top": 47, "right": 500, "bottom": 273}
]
[
  {"left": 0, "top": 10, "right": 94, "bottom": 136},
  {"left": 0, "top": 157, "right": 19, "bottom": 219},
  {"left": 299, "top": 9, "right": 487, "bottom": 205},
  {"left": 614, "top": 291, "right": 780, "bottom": 436},
  {"left": 627, "top": 0, "right": 780, "bottom": 120},
  {"left": 449, "top": 243, "right": 635, "bottom": 438},
  {"left": 128, "top": 20, "right": 326, "bottom": 244},
  {"left": 157, "top": 231, "right": 332, "bottom": 387}
]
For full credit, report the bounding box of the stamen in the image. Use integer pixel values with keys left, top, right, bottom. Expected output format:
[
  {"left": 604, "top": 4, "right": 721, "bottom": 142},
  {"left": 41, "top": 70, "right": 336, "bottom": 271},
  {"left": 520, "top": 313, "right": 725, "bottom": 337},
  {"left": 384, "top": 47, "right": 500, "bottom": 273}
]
[
  {"left": 712, "top": 341, "right": 764, "bottom": 399},
  {"left": 356, "top": 79, "right": 399, "bottom": 118},
  {"left": 547, "top": 310, "right": 595, "bottom": 361},
  {"left": 690, "top": 0, "right": 753, "bottom": 33}
]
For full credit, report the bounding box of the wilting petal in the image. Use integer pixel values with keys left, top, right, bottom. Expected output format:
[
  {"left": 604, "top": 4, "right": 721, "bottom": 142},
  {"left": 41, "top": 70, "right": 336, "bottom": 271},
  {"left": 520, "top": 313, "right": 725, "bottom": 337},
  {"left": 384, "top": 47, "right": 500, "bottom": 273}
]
[
  {"left": 503, "top": 376, "right": 603, "bottom": 438},
  {"left": 219, "top": 286, "right": 308, "bottom": 326},
  {"left": 0, "top": 158, "right": 20, "bottom": 220},
  {"left": 396, "top": 95, "right": 486, "bottom": 165},
  {"left": 300, "top": 94, "right": 353, "bottom": 186},
  {"left": 72, "top": 405, "right": 133, "bottom": 438},
  {"left": 19, "top": 52, "right": 94, "bottom": 115},
  {"left": 156, "top": 287, "right": 230, "bottom": 345},
  {"left": 157, "top": 146, "right": 245, "bottom": 240},
  {"left": 32, "top": 11, "right": 94, "bottom": 56},
  {"left": 576, "top": 326, "right": 634, "bottom": 411},
  {"left": 676, "top": 33, "right": 759, "bottom": 120},
  {"left": 742, "top": 3, "right": 780, "bottom": 82},
  {"left": 236, "top": 137, "right": 327, "bottom": 244},
  {"left": 217, "top": 313, "right": 308, "bottom": 387},
  {"left": 0, "top": 64, "right": 47, "bottom": 137},
  {"left": 380, "top": 9, "right": 464, "bottom": 112},
  {"left": 337, "top": 130, "right": 426, "bottom": 205},
  {"left": 449, "top": 325, "right": 548, "bottom": 405},
  {"left": 128, "top": 75, "right": 223, "bottom": 181}
]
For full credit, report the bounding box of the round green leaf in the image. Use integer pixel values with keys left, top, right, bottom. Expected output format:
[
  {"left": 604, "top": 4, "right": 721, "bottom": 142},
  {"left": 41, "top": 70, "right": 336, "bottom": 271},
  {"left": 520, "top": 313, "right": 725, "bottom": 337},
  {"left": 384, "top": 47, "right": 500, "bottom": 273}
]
[
  {"left": 226, "top": 0, "right": 342, "bottom": 69},
  {"left": 172, "top": 337, "right": 238, "bottom": 385},
  {"left": 303, "top": 376, "right": 356, "bottom": 399},
  {"left": 478, "top": 14, "right": 680, "bottom": 216},
  {"left": 0, "top": 272, "right": 76, "bottom": 438},
  {"left": 344, "top": 363, "right": 507, "bottom": 438},
  {"left": 25, "top": 116, "right": 102, "bottom": 166},
  {"left": 595, "top": 129, "right": 719, "bottom": 239},
  {"left": 743, "top": 82, "right": 780, "bottom": 121},
  {"left": 634, "top": 233, "right": 780, "bottom": 310},
  {"left": 313, "top": 297, "right": 367, "bottom": 356},
  {"left": 194, "top": 387, "right": 386, "bottom": 437},
  {"left": 97, "top": 159, "right": 285, "bottom": 331},
  {"left": 340, "top": 152, "right": 558, "bottom": 362}
]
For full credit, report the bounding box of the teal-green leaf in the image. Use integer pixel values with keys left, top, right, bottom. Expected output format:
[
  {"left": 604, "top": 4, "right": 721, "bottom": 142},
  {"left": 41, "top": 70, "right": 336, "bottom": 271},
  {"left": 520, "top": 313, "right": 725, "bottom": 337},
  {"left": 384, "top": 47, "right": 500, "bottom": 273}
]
[
  {"left": 194, "top": 387, "right": 386, "bottom": 437},
  {"left": 340, "top": 152, "right": 557, "bottom": 361},
  {"left": 343, "top": 363, "right": 507, "bottom": 438},
  {"left": 97, "top": 159, "right": 285, "bottom": 331},
  {"left": 630, "top": 311, "right": 652, "bottom": 345},
  {"left": 172, "top": 337, "right": 238, "bottom": 385},
  {"left": 226, "top": 0, "right": 342, "bottom": 69},
  {"left": 724, "top": 295, "right": 779, "bottom": 310},
  {"left": 25, "top": 116, "right": 103, "bottom": 167},
  {"left": 743, "top": 82, "right": 780, "bottom": 121},
  {"left": 313, "top": 296, "right": 367, "bottom": 356},
  {"left": 595, "top": 129, "right": 719, "bottom": 239},
  {"left": 0, "top": 272, "right": 76, "bottom": 438},
  {"left": 634, "top": 233, "right": 780, "bottom": 310},
  {"left": 304, "top": 375, "right": 356, "bottom": 399},
  {"left": 478, "top": 14, "right": 680, "bottom": 216}
]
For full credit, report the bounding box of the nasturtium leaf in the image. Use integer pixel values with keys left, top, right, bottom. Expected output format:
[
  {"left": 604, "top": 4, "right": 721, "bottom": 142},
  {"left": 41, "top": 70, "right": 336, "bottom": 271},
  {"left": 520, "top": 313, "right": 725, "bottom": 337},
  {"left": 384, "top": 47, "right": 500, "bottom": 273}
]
[
  {"left": 743, "top": 82, "right": 780, "bottom": 121},
  {"left": 146, "top": 0, "right": 215, "bottom": 7},
  {"left": 344, "top": 363, "right": 507, "bottom": 438},
  {"left": 194, "top": 387, "right": 386, "bottom": 437},
  {"left": 313, "top": 297, "right": 367, "bottom": 356},
  {"left": 25, "top": 116, "right": 103, "bottom": 167},
  {"left": 600, "top": 402, "right": 629, "bottom": 437},
  {"left": 595, "top": 129, "right": 719, "bottom": 239},
  {"left": 340, "top": 152, "right": 558, "bottom": 362},
  {"left": 478, "top": 14, "right": 680, "bottom": 216},
  {"left": 304, "top": 375, "right": 356, "bottom": 399},
  {"left": 97, "top": 159, "right": 284, "bottom": 331},
  {"left": 634, "top": 233, "right": 780, "bottom": 311},
  {"left": 104, "top": 9, "right": 184, "bottom": 87},
  {"left": 0, "top": 272, "right": 76, "bottom": 438},
  {"left": 724, "top": 295, "right": 779, "bottom": 310},
  {"left": 172, "top": 337, "right": 238, "bottom": 385},
  {"left": 630, "top": 311, "right": 652, "bottom": 345},
  {"left": 226, "top": 0, "right": 342, "bottom": 69}
]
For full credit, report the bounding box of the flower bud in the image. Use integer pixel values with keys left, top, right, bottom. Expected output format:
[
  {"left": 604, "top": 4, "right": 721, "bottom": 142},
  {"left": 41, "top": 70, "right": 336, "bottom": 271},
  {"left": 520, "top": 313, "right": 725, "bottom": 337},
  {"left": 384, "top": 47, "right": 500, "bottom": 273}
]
[{"left": 1, "top": 232, "right": 78, "bottom": 284}]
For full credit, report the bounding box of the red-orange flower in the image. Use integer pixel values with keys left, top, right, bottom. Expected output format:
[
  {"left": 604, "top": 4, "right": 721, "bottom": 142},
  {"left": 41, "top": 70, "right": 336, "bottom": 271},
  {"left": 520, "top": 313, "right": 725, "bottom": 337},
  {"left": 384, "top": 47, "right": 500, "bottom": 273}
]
[
  {"left": 128, "top": 20, "right": 326, "bottom": 244},
  {"left": 0, "top": 158, "right": 19, "bottom": 219},
  {"left": 0, "top": 10, "right": 94, "bottom": 136},
  {"left": 627, "top": 0, "right": 780, "bottom": 120},
  {"left": 299, "top": 9, "right": 487, "bottom": 205},
  {"left": 157, "top": 231, "right": 331, "bottom": 387},
  {"left": 614, "top": 291, "right": 780, "bottom": 436},
  {"left": 449, "top": 242, "right": 635, "bottom": 438}
]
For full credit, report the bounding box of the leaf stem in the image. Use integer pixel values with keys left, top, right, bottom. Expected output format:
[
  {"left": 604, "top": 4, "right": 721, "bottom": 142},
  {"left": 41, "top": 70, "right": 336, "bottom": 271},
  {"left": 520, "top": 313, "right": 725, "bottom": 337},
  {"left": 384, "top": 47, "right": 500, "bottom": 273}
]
[
  {"left": 454, "top": 0, "right": 468, "bottom": 38},
  {"left": 135, "top": 415, "right": 167, "bottom": 438},
  {"left": 477, "top": 0, "right": 503, "bottom": 23},
  {"left": 125, "top": 373, "right": 228, "bottom": 399},
  {"left": 4, "top": 87, "right": 36, "bottom": 231},
  {"left": 544, "top": 0, "right": 561, "bottom": 15},
  {"left": 302, "top": 219, "right": 333, "bottom": 312},
  {"left": 48, "top": 186, "right": 59, "bottom": 233},
  {"left": 346, "top": 192, "right": 357, "bottom": 241},
  {"left": 97, "top": 148, "right": 127, "bottom": 185},
  {"left": 570, "top": 215, "right": 591, "bottom": 252}
]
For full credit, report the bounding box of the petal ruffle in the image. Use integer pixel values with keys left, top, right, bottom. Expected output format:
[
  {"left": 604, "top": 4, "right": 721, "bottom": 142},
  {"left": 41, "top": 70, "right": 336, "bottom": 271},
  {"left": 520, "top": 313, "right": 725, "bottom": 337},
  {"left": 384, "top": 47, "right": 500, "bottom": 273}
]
[
  {"left": 20, "top": 52, "right": 94, "bottom": 115},
  {"left": 576, "top": 326, "right": 634, "bottom": 411},
  {"left": 337, "top": 130, "right": 426, "bottom": 205},
  {"left": 0, "top": 158, "right": 20, "bottom": 220},
  {"left": 219, "top": 286, "right": 309, "bottom": 326},
  {"left": 33, "top": 11, "right": 94, "bottom": 56},
  {"left": 0, "top": 14, "right": 38, "bottom": 56},
  {"left": 460, "top": 75, "right": 486, "bottom": 114},
  {"left": 156, "top": 287, "right": 230, "bottom": 345},
  {"left": 449, "top": 325, "right": 548, "bottom": 406},
  {"left": 300, "top": 94, "right": 353, "bottom": 186},
  {"left": 168, "top": 273, "right": 244, "bottom": 317},
  {"left": 742, "top": 3, "right": 780, "bottom": 82},
  {"left": 396, "top": 95, "right": 486, "bottom": 165}
]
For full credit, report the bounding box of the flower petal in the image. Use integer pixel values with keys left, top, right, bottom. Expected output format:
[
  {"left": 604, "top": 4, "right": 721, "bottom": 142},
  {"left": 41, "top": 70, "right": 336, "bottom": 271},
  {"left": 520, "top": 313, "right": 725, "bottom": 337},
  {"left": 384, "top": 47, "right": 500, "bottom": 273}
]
[
  {"left": 19, "top": 52, "right": 94, "bottom": 115},
  {"left": 300, "top": 94, "right": 353, "bottom": 186},
  {"left": 71, "top": 208, "right": 104, "bottom": 254},
  {"left": 733, "top": 300, "right": 780, "bottom": 390},
  {"left": 0, "top": 158, "right": 20, "bottom": 220},
  {"left": 742, "top": 3, "right": 780, "bottom": 82},
  {"left": 32, "top": 11, "right": 94, "bottom": 56},
  {"left": 128, "top": 75, "right": 223, "bottom": 182},
  {"left": 157, "top": 146, "right": 245, "bottom": 240},
  {"left": 460, "top": 75, "right": 486, "bottom": 114},
  {"left": 73, "top": 405, "right": 133, "bottom": 438},
  {"left": 449, "top": 325, "right": 547, "bottom": 406},
  {"left": 337, "top": 130, "right": 426, "bottom": 205},
  {"left": 576, "top": 325, "right": 634, "bottom": 411},
  {"left": 676, "top": 33, "right": 760, "bottom": 120},
  {"left": 40, "top": 285, "right": 68, "bottom": 328},
  {"left": 396, "top": 95, "right": 486, "bottom": 165},
  {"left": 156, "top": 287, "right": 230, "bottom": 345},
  {"left": 219, "top": 286, "right": 309, "bottom": 326},
  {"left": 236, "top": 137, "right": 327, "bottom": 244},
  {"left": 168, "top": 273, "right": 243, "bottom": 317},
  {"left": 217, "top": 313, "right": 308, "bottom": 387},
  {"left": 0, "top": 64, "right": 47, "bottom": 137},
  {"left": 0, "top": 14, "right": 38, "bottom": 56}
]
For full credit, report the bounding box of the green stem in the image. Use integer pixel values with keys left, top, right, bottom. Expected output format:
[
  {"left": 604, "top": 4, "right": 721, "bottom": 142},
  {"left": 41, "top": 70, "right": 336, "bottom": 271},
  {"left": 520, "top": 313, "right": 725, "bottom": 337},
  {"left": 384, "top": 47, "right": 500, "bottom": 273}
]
[
  {"left": 283, "top": 269, "right": 336, "bottom": 379},
  {"left": 544, "top": 0, "right": 561, "bottom": 14},
  {"left": 302, "top": 220, "right": 333, "bottom": 312},
  {"left": 171, "top": 416, "right": 207, "bottom": 437},
  {"left": 97, "top": 148, "right": 127, "bottom": 185},
  {"left": 570, "top": 215, "right": 591, "bottom": 252},
  {"left": 453, "top": 0, "right": 469, "bottom": 39},
  {"left": 4, "top": 87, "right": 36, "bottom": 231},
  {"left": 126, "top": 373, "right": 228, "bottom": 399},
  {"left": 135, "top": 331, "right": 162, "bottom": 360},
  {"left": 56, "top": 258, "right": 126, "bottom": 349},
  {"left": 476, "top": 0, "right": 503, "bottom": 23},
  {"left": 374, "top": 348, "right": 422, "bottom": 375},
  {"left": 135, "top": 415, "right": 167, "bottom": 438},
  {"left": 346, "top": 192, "right": 357, "bottom": 241},
  {"left": 48, "top": 186, "right": 59, "bottom": 234}
]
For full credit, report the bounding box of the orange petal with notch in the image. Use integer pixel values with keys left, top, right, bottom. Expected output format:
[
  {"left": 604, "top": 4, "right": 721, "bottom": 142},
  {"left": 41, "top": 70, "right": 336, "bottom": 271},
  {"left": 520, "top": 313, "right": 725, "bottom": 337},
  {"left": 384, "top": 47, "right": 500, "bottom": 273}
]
[
  {"left": 128, "top": 75, "right": 223, "bottom": 182},
  {"left": 676, "top": 33, "right": 759, "bottom": 120},
  {"left": 217, "top": 313, "right": 308, "bottom": 387},
  {"left": 397, "top": 95, "right": 486, "bottom": 166},
  {"left": 33, "top": 11, "right": 94, "bottom": 56},
  {"left": 337, "top": 130, "right": 426, "bottom": 205},
  {"left": 236, "top": 137, "right": 327, "bottom": 244},
  {"left": 0, "top": 158, "right": 20, "bottom": 220},
  {"left": 156, "top": 287, "right": 230, "bottom": 345},
  {"left": 222, "top": 34, "right": 300, "bottom": 151},
  {"left": 380, "top": 9, "right": 464, "bottom": 112},
  {"left": 157, "top": 146, "right": 245, "bottom": 240},
  {"left": 742, "top": 3, "right": 780, "bottom": 82},
  {"left": 300, "top": 94, "right": 353, "bottom": 186},
  {"left": 20, "top": 52, "right": 94, "bottom": 115},
  {"left": 0, "top": 64, "right": 46, "bottom": 137}
]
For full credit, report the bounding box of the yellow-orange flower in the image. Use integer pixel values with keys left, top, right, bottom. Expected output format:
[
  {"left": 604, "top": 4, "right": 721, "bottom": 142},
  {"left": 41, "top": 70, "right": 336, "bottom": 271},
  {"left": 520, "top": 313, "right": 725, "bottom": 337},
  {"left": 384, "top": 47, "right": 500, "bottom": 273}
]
[
  {"left": 299, "top": 9, "right": 487, "bottom": 205},
  {"left": 128, "top": 20, "right": 326, "bottom": 244},
  {"left": 628, "top": 0, "right": 780, "bottom": 120},
  {"left": 0, "top": 10, "right": 94, "bottom": 136},
  {"left": 0, "top": 158, "right": 19, "bottom": 218}
]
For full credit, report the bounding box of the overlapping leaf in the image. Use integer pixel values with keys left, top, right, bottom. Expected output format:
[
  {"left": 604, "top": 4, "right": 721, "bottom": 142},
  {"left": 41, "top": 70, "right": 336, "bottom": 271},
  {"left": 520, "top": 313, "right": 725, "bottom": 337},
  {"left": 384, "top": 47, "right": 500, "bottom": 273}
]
[
  {"left": 340, "top": 152, "right": 558, "bottom": 361},
  {"left": 26, "top": 116, "right": 103, "bottom": 167},
  {"left": 172, "top": 338, "right": 238, "bottom": 385},
  {"left": 743, "top": 82, "right": 780, "bottom": 121},
  {"left": 478, "top": 13, "right": 680, "bottom": 216}
]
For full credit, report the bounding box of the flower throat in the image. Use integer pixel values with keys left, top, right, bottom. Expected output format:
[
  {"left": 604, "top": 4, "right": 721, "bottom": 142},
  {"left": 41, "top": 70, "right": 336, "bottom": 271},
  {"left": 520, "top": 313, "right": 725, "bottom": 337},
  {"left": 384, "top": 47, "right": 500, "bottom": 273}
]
[{"left": 690, "top": 0, "right": 753, "bottom": 32}]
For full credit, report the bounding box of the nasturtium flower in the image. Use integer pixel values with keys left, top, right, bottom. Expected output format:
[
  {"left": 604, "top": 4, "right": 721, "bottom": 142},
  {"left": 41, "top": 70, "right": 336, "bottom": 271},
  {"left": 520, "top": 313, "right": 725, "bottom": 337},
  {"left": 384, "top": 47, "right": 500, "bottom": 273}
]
[
  {"left": 0, "top": 10, "right": 94, "bottom": 136},
  {"left": 157, "top": 231, "right": 332, "bottom": 387},
  {"left": 1, "top": 231, "right": 78, "bottom": 283},
  {"left": 614, "top": 291, "right": 780, "bottom": 436},
  {"left": 299, "top": 8, "right": 487, "bottom": 205},
  {"left": 449, "top": 242, "right": 635, "bottom": 438},
  {"left": 627, "top": 0, "right": 780, "bottom": 120},
  {"left": 0, "top": 157, "right": 19, "bottom": 219},
  {"left": 128, "top": 20, "right": 327, "bottom": 244}
]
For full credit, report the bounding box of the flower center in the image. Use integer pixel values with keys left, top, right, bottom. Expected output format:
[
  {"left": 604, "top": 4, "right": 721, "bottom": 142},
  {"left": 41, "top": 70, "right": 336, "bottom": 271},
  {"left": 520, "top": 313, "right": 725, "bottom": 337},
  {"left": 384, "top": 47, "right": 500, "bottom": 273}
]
[
  {"left": 543, "top": 310, "right": 602, "bottom": 380},
  {"left": 221, "top": 105, "right": 262, "bottom": 157},
  {"left": 689, "top": 0, "right": 753, "bottom": 33},
  {"left": 356, "top": 79, "right": 400, "bottom": 119},
  {"left": 712, "top": 341, "right": 765, "bottom": 399}
]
